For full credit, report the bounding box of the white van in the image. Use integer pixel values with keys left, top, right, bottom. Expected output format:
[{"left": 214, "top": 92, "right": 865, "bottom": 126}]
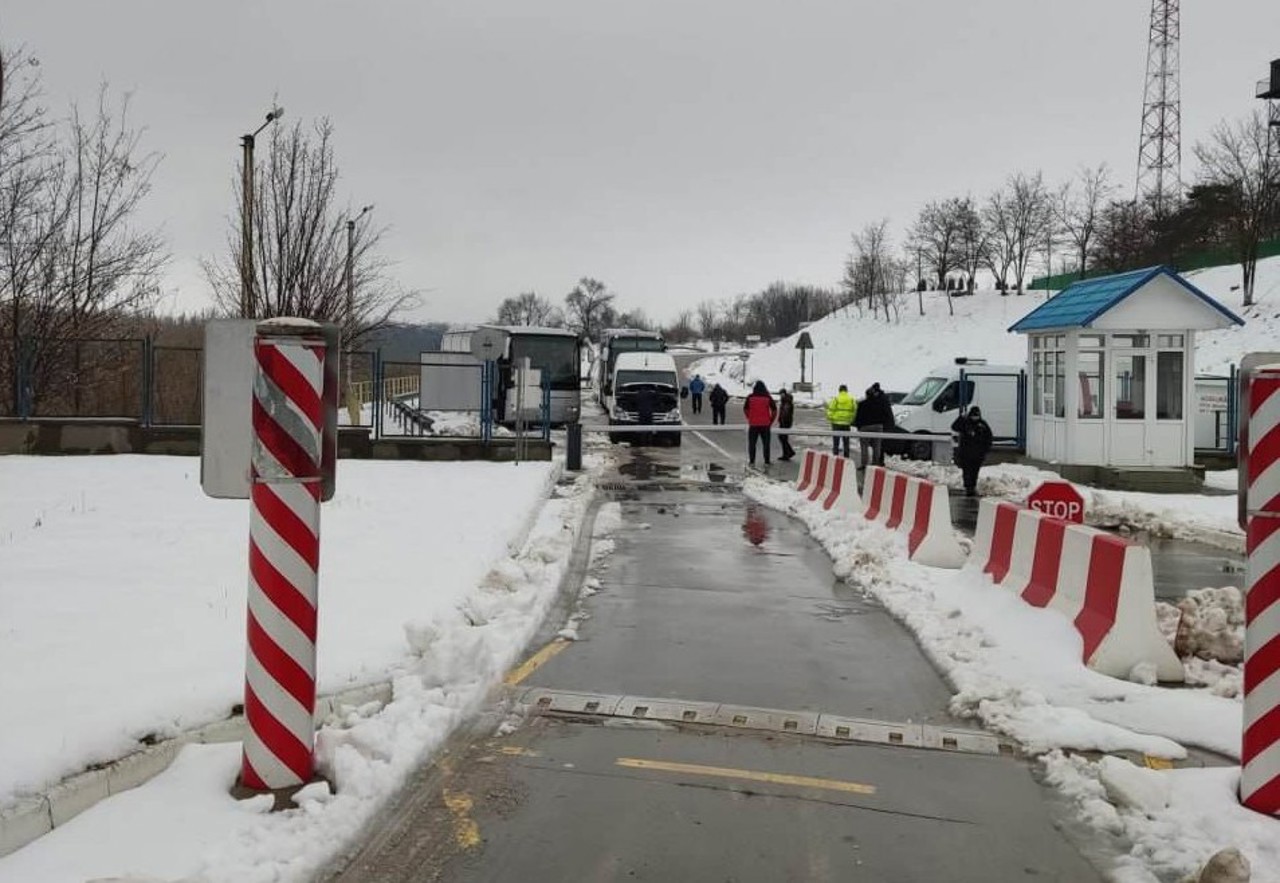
[
  {"left": 609, "top": 351, "right": 683, "bottom": 446},
  {"left": 892, "top": 359, "right": 1023, "bottom": 459}
]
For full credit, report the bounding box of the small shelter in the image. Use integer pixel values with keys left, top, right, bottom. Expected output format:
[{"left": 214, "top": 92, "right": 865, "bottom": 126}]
[{"left": 1009, "top": 266, "right": 1243, "bottom": 468}]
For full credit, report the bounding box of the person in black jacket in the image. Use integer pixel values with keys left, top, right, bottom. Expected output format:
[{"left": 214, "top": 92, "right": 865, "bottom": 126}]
[
  {"left": 776, "top": 388, "right": 795, "bottom": 461},
  {"left": 951, "top": 406, "right": 994, "bottom": 497},
  {"left": 709, "top": 383, "right": 730, "bottom": 425},
  {"left": 854, "top": 382, "right": 895, "bottom": 469}
]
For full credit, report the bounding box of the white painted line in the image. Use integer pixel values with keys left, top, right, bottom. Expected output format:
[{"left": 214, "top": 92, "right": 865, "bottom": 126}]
[{"left": 693, "top": 429, "right": 740, "bottom": 461}]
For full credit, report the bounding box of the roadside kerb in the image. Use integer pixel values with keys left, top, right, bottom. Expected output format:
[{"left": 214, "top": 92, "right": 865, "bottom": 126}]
[
  {"left": 971, "top": 499, "right": 1184, "bottom": 683},
  {"left": 0, "top": 681, "right": 393, "bottom": 858}
]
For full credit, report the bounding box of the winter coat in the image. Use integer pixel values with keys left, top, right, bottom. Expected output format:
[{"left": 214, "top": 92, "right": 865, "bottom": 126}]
[
  {"left": 855, "top": 389, "right": 895, "bottom": 429},
  {"left": 744, "top": 391, "right": 778, "bottom": 428},
  {"left": 825, "top": 391, "right": 857, "bottom": 427},
  {"left": 777, "top": 393, "right": 795, "bottom": 429},
  {"left": 688, "top": 376, "right": 706, "bottom": 395},
  {"left": 709, "top": 386, "right": 730, "bottom": 409},
  {"left": 951, "top": 413, "right": 993, "bottom": 462}
]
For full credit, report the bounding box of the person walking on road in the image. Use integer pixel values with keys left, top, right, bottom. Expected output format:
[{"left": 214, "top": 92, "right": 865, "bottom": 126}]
[
  {"left": 825, "top": 384, "right": 857, "bottom": 458},
  {"left": 776, "top": 387, "right": 796, "bottom": 461},
  {"left": 709, "top": 383, "right": 729, "bottom": 425},
  {"left": 688, "top": 374, "right": 706, "bottom": 415},
  {"left": 952, "top": 406, "right": 994, "bottom": 497},
  {"left": 743, "top": 380, "right": 778, "bottom": 467},
  {"left": 854, "top": 382, "right": 894, "bottom": 469}
]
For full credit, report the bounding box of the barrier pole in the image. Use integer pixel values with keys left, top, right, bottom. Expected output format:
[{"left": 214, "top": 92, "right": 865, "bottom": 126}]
[
  {"left": 1242, "top": 365, "right": 1280, "bottom": 812},
  {"left": 239, "top": 319, "right": 325, "bottom": 794}
]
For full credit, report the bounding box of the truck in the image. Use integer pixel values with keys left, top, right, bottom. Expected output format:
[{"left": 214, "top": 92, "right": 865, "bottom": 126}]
[
  {"left": 608, "top": 351, "right": 683, "bottom": 446},
  {"left": 596, "top": 328, "right": 666, "bottom": 411},
  {"left": 892, "top": 359, "right": 1024, "bottom": 460}
]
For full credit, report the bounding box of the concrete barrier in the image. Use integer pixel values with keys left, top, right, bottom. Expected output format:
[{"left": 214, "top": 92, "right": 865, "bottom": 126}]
[
  {"left": 862, "top": 466, "right": 965, "bottom": 568},
  {"left": 818, "top": 455, "right": 861, "bottom": 513},
  {"left": 795, "top": 449, "right": 819, "bottom": 494},
  {"left": 806, "top": 453, "right": 831, "bottom": 503},
  {"left": 972, "top": 499, "right": 1184, "bottom": 682}
]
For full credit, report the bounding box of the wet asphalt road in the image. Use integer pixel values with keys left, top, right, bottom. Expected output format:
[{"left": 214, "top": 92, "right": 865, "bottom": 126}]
[{"left": 325, "top": 396, "right": 1104, "bottom": 882}]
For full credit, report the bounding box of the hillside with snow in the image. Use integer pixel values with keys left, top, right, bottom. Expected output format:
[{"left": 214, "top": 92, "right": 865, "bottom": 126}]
[{"left": 692, "top": 256, "right": 1280, "bottom": 399}]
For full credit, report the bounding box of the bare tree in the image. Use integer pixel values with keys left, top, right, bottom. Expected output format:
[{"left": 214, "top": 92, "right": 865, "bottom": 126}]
[
  {"left": 1054, "top": 164, "right": 1113, "bottom": 282},
  {"left": 843, "top": 221, "right": 897, "bottom": 321},
  {"left": 203, "top": 119, "right": 415, "bottom": 345},
  {"left": 909, "top": 199, "right": 966, "bottom": 304},
  {"left": 663, "top": 309, "right": 695, "bottom": 343},
  {"left": 695, "top": 298, "right": 719, "bottom": 339},
  {"left": 985, "top": 172, "right": 1052, "bottom": 295},
  {"left": 563, "top": 276, "right": 615, "bottom": 342},
  {"left": 954, "top": 196, "right": 986, "bottom": 299},
  {"left": 1193, "top": 111, "right": 1279, "bottom": 307},
  {"left": 493, "top": 291, "right": 561, "bottom": 326},
  {"left": 1, "top": 80, "right": 167, "bottom": 413}
]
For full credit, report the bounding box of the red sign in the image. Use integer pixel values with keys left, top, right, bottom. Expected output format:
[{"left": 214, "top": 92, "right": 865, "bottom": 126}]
[{"left": 1027, "top": 481, "right": 1085, "bottom": 524}]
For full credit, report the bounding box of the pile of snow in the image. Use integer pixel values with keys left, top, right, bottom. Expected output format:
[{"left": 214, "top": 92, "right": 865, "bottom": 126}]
[
  {"left": 1158, "top": 587, "right": 1245, "bottom": 664},
  {"left": 743, "top": 472, "right": 1274, "bottom": 881},
  {"left": 722, "top": 255, "right": 1280, "bottom": 398}
]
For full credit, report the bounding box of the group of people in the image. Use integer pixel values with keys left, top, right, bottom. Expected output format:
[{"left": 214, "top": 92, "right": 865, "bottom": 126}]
[{"left": 689, "top": 373, "right": 994, "bottom": 494}]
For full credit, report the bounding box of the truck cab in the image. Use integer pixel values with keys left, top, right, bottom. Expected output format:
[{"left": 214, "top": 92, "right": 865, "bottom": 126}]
[
  {"left": 609, "top": 351, "right": 683, "bottom": 446},
  {"left": 893, "top": 359, "right": 1023, "bottom": 459}
]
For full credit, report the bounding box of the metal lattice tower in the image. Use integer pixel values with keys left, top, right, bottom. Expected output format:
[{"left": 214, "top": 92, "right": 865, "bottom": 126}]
[{"left": 1135, "top": 0, "right": 1182, "bottom": 216}]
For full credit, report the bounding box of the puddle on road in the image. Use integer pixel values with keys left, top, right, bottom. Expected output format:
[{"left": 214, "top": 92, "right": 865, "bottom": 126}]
[{"left": 742, "top": 504, "right": 770, "bottom": 547}]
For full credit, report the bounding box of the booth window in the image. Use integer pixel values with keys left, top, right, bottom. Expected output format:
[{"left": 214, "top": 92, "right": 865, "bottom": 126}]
[
  {"left": 1115, "top": 354, "right": 1146, "bottom": 419},
  {"left": 1032, "top": 350, "right": 1043, "bottom": 415},
  {"left": 1157, "top": 350, "right": 1183, "bottom": 419},
  {"left": 1078, "top": 350, "right": 1104, "bottom": 419},
  {"left": 1111, "top": 333, "right": 1150, "bottom": 348},
  {"left": 1053, "top": 351, "right": 1065, "bottom": 418},
  {"left": 1041, "top": 351, "right": 1056, "bottom": 417}
]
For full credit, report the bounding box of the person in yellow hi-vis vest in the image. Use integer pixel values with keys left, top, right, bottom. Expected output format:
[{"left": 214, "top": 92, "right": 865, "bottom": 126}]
[{"left": 825, "top": 384, "right": 857, "bottom": 458}]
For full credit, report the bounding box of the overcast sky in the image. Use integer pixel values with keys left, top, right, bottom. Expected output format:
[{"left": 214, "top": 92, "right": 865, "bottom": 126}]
[{"left": 4, "top": 1, "right": 1277, "bottom": 325}]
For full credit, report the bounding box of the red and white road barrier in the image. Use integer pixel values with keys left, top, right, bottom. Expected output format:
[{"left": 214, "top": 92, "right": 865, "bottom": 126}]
[
  {"left": 972, "top": 499, "right": 1182, "bottom": 682},
  {"left": 795, "top": 449, "right": 819, "bottom": 494},
  {"left": 862, "top": 466, "right": 964, "bottom": 569},
  {"left": 799, "top": 452, "right": 861, "bottom": 513},
  {"left": 242, "top": 322, "right": 326, "bottom": 791},
  {"left": 1243, "top": 365, "right": 1280, "bottom": 812}
]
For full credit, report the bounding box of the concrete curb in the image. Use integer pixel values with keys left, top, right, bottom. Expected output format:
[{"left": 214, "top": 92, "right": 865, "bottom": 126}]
[{"left": 0, "top": 681, "right": 393, "bottom": 859}]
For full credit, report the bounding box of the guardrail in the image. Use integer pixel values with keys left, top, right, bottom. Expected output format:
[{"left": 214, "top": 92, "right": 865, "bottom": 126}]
[{"left": 348, "top": 375, "right": 418, "bottom": 405}]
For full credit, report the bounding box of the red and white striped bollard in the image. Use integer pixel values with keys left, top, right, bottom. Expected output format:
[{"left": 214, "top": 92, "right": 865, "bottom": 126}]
[
  {"left": 1243, "top": 365, "right": 1280, "bottom": 812},
  {"left": 241, "top": 319, "right": 326, "bottom": 792}
]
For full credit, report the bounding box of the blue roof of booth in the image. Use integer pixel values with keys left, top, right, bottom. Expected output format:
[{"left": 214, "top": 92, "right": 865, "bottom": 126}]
[{"left": 1008, "top": 266, "right": 1244, "bottom": 333}]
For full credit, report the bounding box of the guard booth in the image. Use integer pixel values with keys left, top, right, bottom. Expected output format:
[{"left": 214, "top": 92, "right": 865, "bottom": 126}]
[{"left": 1009, "top": 266, "right": 1243, "bottom": 468}]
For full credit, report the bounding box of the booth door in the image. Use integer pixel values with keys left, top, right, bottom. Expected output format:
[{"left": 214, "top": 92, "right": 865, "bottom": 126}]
[{"left": 1110, "top": 351, "right": 1151, "bottom": 465}]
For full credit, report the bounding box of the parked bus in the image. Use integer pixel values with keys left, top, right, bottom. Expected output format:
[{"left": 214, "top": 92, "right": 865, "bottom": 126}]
[
  {"left": 596, "top": 328, "right": 666, "bottom": 410},
  {"left": 440, "top": 326, "right": 583, "bottom": 425}
]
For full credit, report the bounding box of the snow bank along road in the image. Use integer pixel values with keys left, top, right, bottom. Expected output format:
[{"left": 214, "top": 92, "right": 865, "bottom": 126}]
[{"left": 327, "top": 431, "right": 1105, "bottom": 881}]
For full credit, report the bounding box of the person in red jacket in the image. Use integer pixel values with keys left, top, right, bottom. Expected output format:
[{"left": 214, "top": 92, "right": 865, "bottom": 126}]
[{"left": 743, "top": 380, "right": 778, "bottom": 467}]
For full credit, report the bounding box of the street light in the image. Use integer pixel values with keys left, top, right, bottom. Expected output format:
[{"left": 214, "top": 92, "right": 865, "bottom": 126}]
[
  {"left": 344, "top": 204, "right": 373, "bottom": 411},
  {"left": 240, "top": 106, "right": 284, "bottom": 318}
]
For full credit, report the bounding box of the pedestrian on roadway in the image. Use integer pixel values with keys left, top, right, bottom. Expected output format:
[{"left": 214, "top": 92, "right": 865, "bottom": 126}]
[
  {"left": 825, "top": 384, "right": 857, "bottom": 458},
  {"left": 688, "top": 374, "right": 706, "bottom": 415},
  {"left": 743, "top": 380, "right": 778, "bottom": 467},
  {"left": 776, "top": 387, "right": 796, "bottom": 461},
  {"left": 709, "top": 383, "right": 729, "bottom": 425},
  {"left": 952, "top": 406, "right": 994, "bottom": 497},
  {"left": 854, "top": 382, "right": 894, "bottom": 469}
]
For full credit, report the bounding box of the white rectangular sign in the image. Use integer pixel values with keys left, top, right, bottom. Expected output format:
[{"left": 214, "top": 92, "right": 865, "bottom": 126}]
[{"left": 201, "top": 320, "right": 258, "bottom": 499}]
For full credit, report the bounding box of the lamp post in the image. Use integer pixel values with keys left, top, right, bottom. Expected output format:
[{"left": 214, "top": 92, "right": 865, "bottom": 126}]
[
  {"left": 345, "top": 204, "right": 373, "bottom": 410},
  {"left": 240, "top": 107, "right": 284, "bottom": 319}
]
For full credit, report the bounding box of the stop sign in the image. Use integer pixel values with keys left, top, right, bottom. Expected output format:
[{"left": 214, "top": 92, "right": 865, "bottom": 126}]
[{"left": 1027, "top": 481, "right": 1085, "bottom": 523}]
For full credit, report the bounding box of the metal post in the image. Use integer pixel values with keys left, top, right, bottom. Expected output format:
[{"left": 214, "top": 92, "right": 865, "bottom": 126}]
[
  {"left": 541, "top": 375, "right": 551, "bottom": 442},
  {"left": 373, "top": 349, "right": 384, "bottom": 440},
  {"left": 1242, "top": 365, "right": 1280, "bottom": 812},
  {"left": 239, "top": 319, "right": 325, "bottom": 794},
  {"left": 1229, "top": 363, "right": 1239, "bottom": 457},
  {"left": 240, "top": 134, "right": 255, "bottom": 319},
  {"left": 141, "top": 336, "right": 153, "bottom": 427},
  {"left": 566, "top": 421, "right": 583, "bottom": 471}
]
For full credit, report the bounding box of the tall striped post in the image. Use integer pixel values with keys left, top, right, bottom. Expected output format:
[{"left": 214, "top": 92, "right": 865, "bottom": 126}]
[
  {"left": 1243, "top": 365, "right": 1280, "bottom": 812},
  {"left": 241, "top": 319, "right": 326, "bottom": 793}
]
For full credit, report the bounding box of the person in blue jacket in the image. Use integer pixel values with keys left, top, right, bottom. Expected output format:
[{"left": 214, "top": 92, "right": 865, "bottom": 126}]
[{"left": 688, "top": 374, "right": 706, "bottom": 415}]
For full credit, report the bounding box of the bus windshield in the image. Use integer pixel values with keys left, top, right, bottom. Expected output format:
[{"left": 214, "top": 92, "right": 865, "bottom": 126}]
[
  {"left": 509, "top": 336, "right": 580, "bottom": 390},
  {"left": 902, "top": 377, "right": 948, "bottom": 406},
  {"left": 610, "top": 337, "right": 664, "bottom": 353},
  {"left": 616, "top": 370, "right": 677, "bottom": 389}
]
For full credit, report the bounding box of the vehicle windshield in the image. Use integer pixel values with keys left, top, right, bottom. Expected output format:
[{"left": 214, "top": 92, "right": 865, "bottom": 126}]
[
  {"left": 610, "top": 337, "right": 664, "bottom": 353},
  {"left": 901, "top": 376, "right": 948, "bottom": 406},
  {"left": 509, "top": 336, "right": 580, "bottom": 390},
  {"left": 616, "top": 370, "right": 677, "bottom": 389}
]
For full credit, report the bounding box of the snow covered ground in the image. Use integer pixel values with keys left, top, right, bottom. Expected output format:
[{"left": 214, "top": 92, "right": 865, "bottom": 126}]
[
  {"left": 692, "top": 254, "right": 1280, "bottom": 400},
  {"left": 0, "top": 452, "right": 611, "bottom": 881},
  {"left": 744, "top": 473, "right": 1275, "bottom": 882}
]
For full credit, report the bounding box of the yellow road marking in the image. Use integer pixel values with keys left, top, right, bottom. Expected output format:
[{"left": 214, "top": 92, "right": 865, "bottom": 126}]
[
  {"left": 1143, "top": 755, "right": 1175, "bottom": 770},
  {"left": 615, "top": 757, "right": 877, "bottom": 796},
  {"left": 442, "top": 789, "right": 482, "bottom": 849},
  {"left": 504, "top": 639, "right": 569, "bottom": 686},
  {"left": 499, "top": 746, "right": 540, "bottom": 757}
]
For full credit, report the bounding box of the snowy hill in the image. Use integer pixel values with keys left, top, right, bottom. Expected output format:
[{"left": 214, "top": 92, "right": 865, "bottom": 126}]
[{"left": 693, "top": 256, "right": 1280, "bottom": 399}]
